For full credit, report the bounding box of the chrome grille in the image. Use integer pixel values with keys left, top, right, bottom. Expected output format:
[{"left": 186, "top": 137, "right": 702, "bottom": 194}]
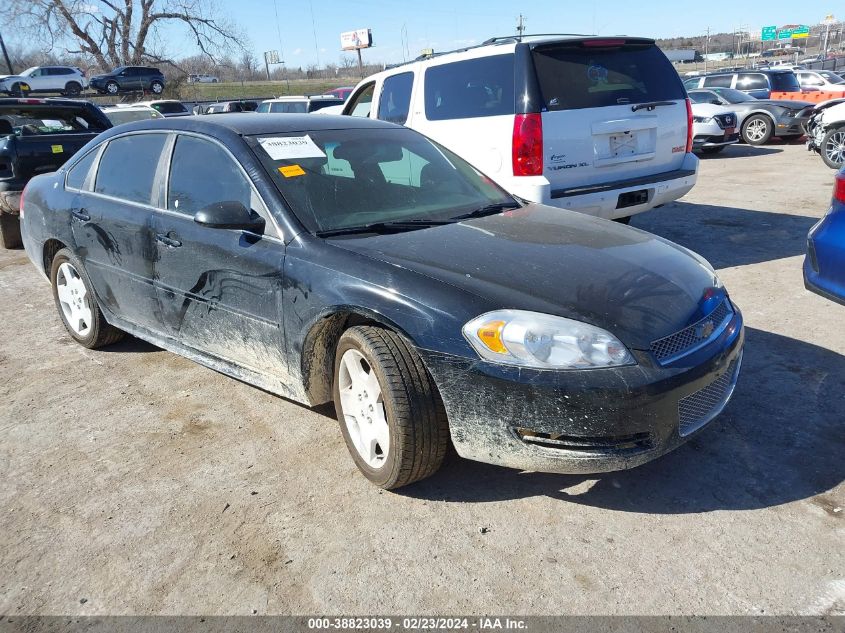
[
  {"left": 714, "top": 113, "right": 736, "bottom": 129},
  {"left": 678, "top": 354, "right": 742, "bottom": 437},
  {"left": 650, "top": 299, "right": 732, "bottom": 365}
]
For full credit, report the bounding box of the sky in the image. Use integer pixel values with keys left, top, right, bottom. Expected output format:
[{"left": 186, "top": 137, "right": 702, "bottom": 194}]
[{"left": 226, "top": 0, "right": 838, "bottom": 68}]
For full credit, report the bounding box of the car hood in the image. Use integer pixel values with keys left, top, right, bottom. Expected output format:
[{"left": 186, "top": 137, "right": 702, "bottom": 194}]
[
  {"left": 744, "top": 99, "right": 813, "bottom": 109},
  {"left": 691, "top": 103, "right": 735, "bottom": 117},
  {"left": 329, "top": 204, "right": 722, "bottom": 349}
]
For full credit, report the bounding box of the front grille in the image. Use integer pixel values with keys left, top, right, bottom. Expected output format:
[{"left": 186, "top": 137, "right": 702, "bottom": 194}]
[
  {"left": 714, "top": 113, "right": 736, "bottom": 129},
  {"left": 650, "top": 299, "right": 733, "bottom": 365},
  {"left": 513, "top": 428, "right": 653, "bottom": 453},
  {"left": 678, "top": 354, "right": 742, "bottom": 437}
]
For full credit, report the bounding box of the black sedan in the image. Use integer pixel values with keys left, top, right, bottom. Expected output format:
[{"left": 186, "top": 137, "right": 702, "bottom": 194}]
[
  {"left": 19, "top": 115, "right": 744, "bottom": 489},
  {"left": 688, "top": 87, "right": 812, "bottom": 145}
]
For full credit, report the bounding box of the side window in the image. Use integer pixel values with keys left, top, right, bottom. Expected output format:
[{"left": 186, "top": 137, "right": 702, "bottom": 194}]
[
  {"left": 424, "top": 55, "right": 515, "bottom": 120},
  {"left": 346, "top": 83, "right": 376, "bottom": 117},
  {"left": 800, "top": 73, "right": 823, "bottom": 86},
  {"left": 94, "top": 134, "right": 165, "bottom": 204},
  {"left": 168, "top": 135, "right": 251, "bottom": 215},
  {"left": 683, "top": 78, "right": 701, "bottom": 89},
  {"left": 702, "top": 75, "right": 733, "bottom": 88},
  {"left": 256, "top": 102, "right": 270, "bottom": 113},
  {"left": 736, "top": 73, "right": 767, "bottom": 90},
  {"left": 378, "top": 147, "right": 430, "bottom": 187},
  {"left": 66, "top": 148, "right": 100, "bottom": 191},
  {"left": 377, "top": 72, "right": 414, "bottom": 124}
]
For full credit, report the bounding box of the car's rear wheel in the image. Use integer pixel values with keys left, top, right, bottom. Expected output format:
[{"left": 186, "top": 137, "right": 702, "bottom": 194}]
[
  {"left": 63, "top": 81, "right": 82, "bottom": 96},
  {"left": 333, "top": 325, "right": 449, "bottom": 490},
  {"left": 50, "top": 249, "right": 124, "bottom": 349},
  {"left": 0, "top": 213, "right": 22, "bottom": 249},
  {"left": 701, "top": 145, "right": 726, "bottom": 154},
  {"left": 821, "top": 127, "right": 845, "bottom": 169},
  {"left": 150, "top": 81, "right": 163, "bottom": 94},
  {"left": 105, "top": 81, "right": 119, "bottom": 95},
  {"left": 742, "top": 114, "right": 773, "bottom": 145}
]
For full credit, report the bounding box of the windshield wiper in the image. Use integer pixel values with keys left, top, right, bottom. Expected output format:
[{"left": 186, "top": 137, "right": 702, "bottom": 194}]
[
  {"left": 449, "top": 201, "right": 521, "bottom": 221},
  {"left": 631, "top": 101, "right": 676, "bottom": 112},
  {"left": 315, "top": 219, "right": 452, "bottom": 238}
]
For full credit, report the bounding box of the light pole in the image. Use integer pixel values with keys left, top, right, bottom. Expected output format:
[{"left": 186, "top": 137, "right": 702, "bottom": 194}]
[{"left": 0, "top": 31, "right": 13, "bottom": 75}]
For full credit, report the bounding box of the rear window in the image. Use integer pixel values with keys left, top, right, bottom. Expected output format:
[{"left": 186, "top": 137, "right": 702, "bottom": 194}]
[
  {"left": 270, "top": 102, "right": 307, "bottom": 113},
  {"left": 702, "top": 75, "right": 733, "bottom": 88},
  {"left": 771, "top": 72, "right": 800, "bottom": 92},
  {"left": 532, "top": 42, "right": 685, "bottom": 110},
  {"left": 0, "top": 106, "right": 109, "bottom": 135},
  {"left": 424, "top": 54, "right": 515, "bottom": 120},
  {"left": 152, "top": 102, "right": 187, "bottom": 114}
]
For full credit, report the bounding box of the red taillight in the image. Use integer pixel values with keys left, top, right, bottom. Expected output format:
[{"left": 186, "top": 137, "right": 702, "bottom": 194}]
[
  {"left": 685, "top": 98, "right": 694, "bottom": 153},
  {"left": 582, "top": 39, "right": 626, "bottom": 47},
  {"left": 834, "top": 172, "right": 845, "bottom": 204},
  {"left": 512, "top": 113, "right": 543, "bottom": 177}
]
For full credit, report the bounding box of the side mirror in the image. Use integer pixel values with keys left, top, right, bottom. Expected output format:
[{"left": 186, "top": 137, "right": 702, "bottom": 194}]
[
  {"left": 710, "top": 99, "right": 722, "bottom": 105},
  {"left": 194, "top": 201, "right": 265, "bottom": 233}
]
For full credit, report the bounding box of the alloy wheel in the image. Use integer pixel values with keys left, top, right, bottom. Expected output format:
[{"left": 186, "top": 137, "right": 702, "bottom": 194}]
[
  {"left": 824, "top": 131, "right": 845, "bottom": 166},
  {"left": 337, "top": 348, "right": 390, "bottom": 469},
  {"left": 56, "top": 262, "right": 93, "bottom": 337},
  {"left": 745, "top": 118, "right": 768, "bottom": 142}
]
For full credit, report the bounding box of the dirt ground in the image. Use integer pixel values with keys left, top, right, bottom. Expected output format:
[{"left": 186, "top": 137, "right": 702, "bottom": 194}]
[{"left": 0, "top": 142, "right": 843, "bottom": 616}]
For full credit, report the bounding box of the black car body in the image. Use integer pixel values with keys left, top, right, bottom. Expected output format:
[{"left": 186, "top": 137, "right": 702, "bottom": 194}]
[
  {"left": 89, "top": 66, "right": 165, "bottom": 96},
  {"left": 19, "top": 115, "right": 744, "bottom": 487},
  {"left": 0, "top": 98, "right": 111, "bottom": 248},
  {"left": 684, "top": 70, "right": 802, "bottom": 99},
  {"left": 688, "top": 87, "right": 812, "bottom": 144}
]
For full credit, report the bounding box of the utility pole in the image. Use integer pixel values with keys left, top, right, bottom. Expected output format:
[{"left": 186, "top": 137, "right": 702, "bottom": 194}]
[
  {"left": 0, "top": 31, "right": 13, "bottom": 75},
  {"left": 516, "top": 14, "right": 526, "bottom": 39},
  {"left": 704, "top": 27, "right": 710, "bottom": 74}
]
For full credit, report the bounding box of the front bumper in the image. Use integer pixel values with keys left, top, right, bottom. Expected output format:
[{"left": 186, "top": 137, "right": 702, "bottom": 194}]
[
  {"left": 693, "top": 132, "right": 740, "bottom": 149},
  {"left": 422, "top": 309, "right": 744, "bottom": 474},
  {"left": 774, "top": 115, "right": 809, "bottom": 137}
]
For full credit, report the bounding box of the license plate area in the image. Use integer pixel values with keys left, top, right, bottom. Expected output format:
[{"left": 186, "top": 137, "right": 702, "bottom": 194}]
[
  {"left": 609, "top": 132, "right": 637, "bottom": 157},
  {"left": 616, "top": 189, "right": 649, "bottom": 209}
]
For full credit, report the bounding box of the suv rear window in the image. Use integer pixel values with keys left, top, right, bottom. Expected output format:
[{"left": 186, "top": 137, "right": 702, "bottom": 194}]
[
  {"left": 771, "top": 72, "right": 800, "bottom": 92},
  {"left": 424, "top": 54, "right": 515, "bottom": 120},
  {"left": 532, "top": 42, "right": 685, "bottom": 110},
  {"left": 736, "top": 73, "right": 767, "bottom": 90},
  {"left": 152, "top": 102, "right": 187, "bottom": 114}
]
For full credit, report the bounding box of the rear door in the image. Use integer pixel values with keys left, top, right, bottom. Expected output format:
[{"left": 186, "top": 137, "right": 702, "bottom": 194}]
[
  {"left": 530, "top": 39, "right": 689, "bottom": 191},
  {"left": 735, "top": 73, "right": 770, "bottom": 98}
]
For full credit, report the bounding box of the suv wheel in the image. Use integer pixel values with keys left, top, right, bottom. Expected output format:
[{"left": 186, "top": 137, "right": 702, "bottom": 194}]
[
  {"left": 150, "top": 81, "right": 163, "bottom": 94},
  {"left": 742, "top": 114, "right": 773, "bottom": 145},
  {"left": 105, "top": 81, "right": 119, "bottom": 95},
  {"left": 821, "top": 127, "right": 845, "bottom": 169},
  {"left": 63, "top": 81, "right": 82, "bottom": 96}
]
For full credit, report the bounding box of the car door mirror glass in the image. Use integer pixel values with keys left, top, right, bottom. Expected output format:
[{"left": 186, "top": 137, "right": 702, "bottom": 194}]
[{"left": 193, "top": 201, "right": 265, "bottom": 232}]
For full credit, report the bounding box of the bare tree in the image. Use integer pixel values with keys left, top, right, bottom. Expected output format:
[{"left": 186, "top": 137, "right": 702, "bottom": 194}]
[
  {"left": 1, "top": 0, "right": 247, "bottom": 71},
  {"left": 238, "top": 49, "right": 259, "bottom": 81}
]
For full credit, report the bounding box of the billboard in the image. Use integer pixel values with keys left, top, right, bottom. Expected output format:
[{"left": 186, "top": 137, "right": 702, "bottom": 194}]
[{"left": 340, "top": 28, "right": 372, "bottom": 51}]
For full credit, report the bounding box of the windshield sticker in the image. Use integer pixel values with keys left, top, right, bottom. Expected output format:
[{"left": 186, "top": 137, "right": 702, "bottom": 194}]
[
  {"left": 51, "top": 145, "right": 63, "bottom": 154},
  {"left": 279, "top": 164, "right": 306, "bottom": 178},
  {"left": 587, "top": 65, "right": 608, "bottom": 84},
  {"left": 258, "top": 135, "right": 326, "bottom": 160}
]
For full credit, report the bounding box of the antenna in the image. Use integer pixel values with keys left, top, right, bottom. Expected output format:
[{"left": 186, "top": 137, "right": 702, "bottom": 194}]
[{"left": 516, "top": 14, "right": 527, "bottom": 39}]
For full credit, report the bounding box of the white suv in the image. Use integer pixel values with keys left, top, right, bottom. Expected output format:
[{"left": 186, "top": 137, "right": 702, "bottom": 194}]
[
  {"left": 342, "top": 36, "right": 698, "bottom": 221},
  {"left": 0, "top": 66, "right": 88, "bottom": 96}
]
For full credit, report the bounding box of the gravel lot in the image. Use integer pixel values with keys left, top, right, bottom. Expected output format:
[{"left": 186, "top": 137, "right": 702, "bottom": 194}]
[{"left": 0, "top": 142, "right": 843, "bottom": 616}]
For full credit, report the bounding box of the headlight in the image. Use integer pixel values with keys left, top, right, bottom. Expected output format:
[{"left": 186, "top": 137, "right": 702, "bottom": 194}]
[
  {"left": 462, "top": 310, "right": 636, "bottom": 369},
  {"left": 693, "top": 116, "right": 713, "bottom": 123}
]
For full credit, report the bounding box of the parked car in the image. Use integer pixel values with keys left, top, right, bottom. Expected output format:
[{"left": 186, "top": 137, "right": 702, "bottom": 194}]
[
  {"left": 0, "top": 97, "right": 111, "bottom": 248},
  {"left": 187, "top": 74, "right": 219, "bottom": 83},
  {"left": 327, "top": 86, "right": 354, "bottom": 100},
  {"left": 134, "top": 100, "right": 191, "bottom": 117},
  {"left": 19, "top": 114, "right": 743, "bottom": 489},
  {"left": 805, "top": 168, "right": 845, "bottom": 304},
  {"left": 684, "top": 70, "right": 802, "bottom": 99},
  {"left": 805, "top": 98, "right": 845, "bottom": 169},
  {"left": 101, "top": 105, "right": 164, "bottom": 125},
  {"left": 688, "top": 87, "right": 812, "bottom": 144},
  {"left": 343, "top": 35, "right": 699, "bottom": 223},
  {"left": 256, "top": 96, "right": 345, "bottom": 114},
  {"left": 311, "top": 104, "right": 345, "bottom": 115},
  {"left": 0, "top": 66, "right": 87, "bottom": 97},
  {"left": 89, "top": 66, "right": 165, "bottom": 95},
  {"left": 796, "top": 70, "right": 845, "bottom": 92},
  {"left": 689, "top": 102, "right": 739, "bottom": 154},
  {"left": 200, "top": 100, "right": 259, "bottom": 114}
]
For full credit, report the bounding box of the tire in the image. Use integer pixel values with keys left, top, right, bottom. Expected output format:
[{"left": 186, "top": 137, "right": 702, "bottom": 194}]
[
  {"left": 741, "top": 114, "right": 773, "bottom": 145},
  {"left": 333, "top": 325, "right": 450, "bottom": 489},
  {"left": 701, "top": 145, "right": 726, "bottom": 154},
  {"left": 63, "top": 81, "right": 82, "bottom": 96},
  {"left": 105, "top": 81, "right": 119, "bottom": 95},
  {"left": 820, "top": 127, "right": 845, "bottom": 169},
  {"left": 150, "top": 81, "right": 163, "bottom": 94},
  {"left": 50, "top": 248, "right": 124, "bottom": 349},
  {"left": 0, "top": 212, "right": 22, "bottom": 249}
]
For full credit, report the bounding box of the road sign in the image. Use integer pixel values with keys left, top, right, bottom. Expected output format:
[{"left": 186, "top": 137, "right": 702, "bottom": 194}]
[
  {"left": 762, "top": 26, "right": 777, "bottom": 41},
  {"left": 264, "top": 50, "right": 280, "bottom": 64},
  {"left": 793, "top": 25, "right": 810, "bottom": 38},
  {"left": 777, "top": 28, "right": 793, "bottom": 39}
]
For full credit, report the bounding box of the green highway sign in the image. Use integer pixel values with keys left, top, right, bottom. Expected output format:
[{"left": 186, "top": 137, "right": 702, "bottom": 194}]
[
  {"left": 793, "top": 25, "right": 810, "bottom": 38},
  {"left": 778, "top": 28, "right": 793, "bottom": 39},
  {"left": 762, "top": 26, "right": 777, "bottom": 41}
]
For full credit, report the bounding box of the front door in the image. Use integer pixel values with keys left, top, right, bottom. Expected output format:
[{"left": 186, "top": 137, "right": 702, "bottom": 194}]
[{"left": 151, "top": 133, "right": 287, "bottom": 380}]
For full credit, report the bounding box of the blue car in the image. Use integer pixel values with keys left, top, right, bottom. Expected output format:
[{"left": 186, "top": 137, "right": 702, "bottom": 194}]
[{"left": 805, "top": 169, "right": 845, "bottom": 305}]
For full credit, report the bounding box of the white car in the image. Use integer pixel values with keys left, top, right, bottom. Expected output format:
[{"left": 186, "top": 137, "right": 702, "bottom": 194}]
[
  {"left": 133, "top": 99, "right": 191, "bottom": 117},
  {"left": 806, "top": 98, "right": 845, "bottom": 168},
  {"left": 188, "top": 74, "right": 219, "bottom": 83},
  {"left": 101, "top": 105, "right": 164, "bottom": 125},
  {"left": 797, "top": 70, "right": 845, "bottom": 92},
  {"left": 690, "top": 103, "right": 739, "bottom": 154},
  {"left": 343, "top": 35, "right": 698, "bottom": 222},
  {"left": 0, "top": 66, "right": 87, "bottom": 96},
  {"left": 256, "top": 96, "right": 345, "bottom": 114},
  {"left": 310, "top": 104, "right": 345, "bottom": 115}
]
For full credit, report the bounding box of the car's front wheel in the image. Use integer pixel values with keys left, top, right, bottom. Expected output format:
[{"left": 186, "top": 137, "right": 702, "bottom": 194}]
[
  {"left": 150, "top": 81, "right": 163, "bottom": 94},
  {"left": 333, "top": 325, "right": 450, "bottom": 489},
  {"left": 105, "top": 81, "right": 119, "bottom": 95},
  {"left": 50, "top": 249, "right": 124, "bottom": 349},
  {"left": 742, "top": 114, "right": 773, "bottom": 145},
  {"left": 821, "top": 127, "right": 845, "bottom": 169}
]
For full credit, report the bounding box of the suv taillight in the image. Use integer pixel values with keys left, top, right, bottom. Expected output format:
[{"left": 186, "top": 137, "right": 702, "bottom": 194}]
[
  {"left": 834, "top": 172, "right": 845, "bottom": 204},
  {"left": 685, "top": 98, "right": 694, "bottom": 153},
  {"left": 512, "top": 113, "right": 543, "bottom": 177}
]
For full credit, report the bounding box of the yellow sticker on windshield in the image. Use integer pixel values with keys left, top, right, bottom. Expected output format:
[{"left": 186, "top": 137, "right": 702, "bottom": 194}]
[
  {"left": 279, "top": 164, "right": 306, "bottom": 178},
  {"left": 51, "top": 145, "right": 63, "bottom": 154}
]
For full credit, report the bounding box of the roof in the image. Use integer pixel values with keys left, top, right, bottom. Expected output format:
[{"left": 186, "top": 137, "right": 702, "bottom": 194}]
[
  {"left": 109, "top": 113, "right": 398, "bottom": 137},
  {"left": 260, "top": 95, "right": 344, "bottom": 102}
]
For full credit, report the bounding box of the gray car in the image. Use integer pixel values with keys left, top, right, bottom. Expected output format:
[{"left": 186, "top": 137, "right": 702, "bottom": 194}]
[{"left": 688, "top": 88, "right": 812, "bottom": 145}]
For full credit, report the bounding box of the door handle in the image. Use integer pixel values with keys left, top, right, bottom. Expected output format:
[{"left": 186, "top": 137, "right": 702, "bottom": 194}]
[
  {"left": 70, "top": 208, "right": 90, "bottom": 221},
  {"left": 155, "top": 233, "right": 182, "bottom": 248}
]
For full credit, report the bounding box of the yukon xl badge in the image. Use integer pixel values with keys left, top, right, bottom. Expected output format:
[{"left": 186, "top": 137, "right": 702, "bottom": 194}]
[{"left": 549, "top": 162, "right": 589, "bottom": 171}]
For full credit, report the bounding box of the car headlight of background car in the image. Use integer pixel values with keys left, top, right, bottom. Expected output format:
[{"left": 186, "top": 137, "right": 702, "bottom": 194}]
[
  {"left": 693, "top": 116, "right": 713, "bottom": 123},
  {"left": 463, "top": 310, "right": 636, "bottom": 369}
]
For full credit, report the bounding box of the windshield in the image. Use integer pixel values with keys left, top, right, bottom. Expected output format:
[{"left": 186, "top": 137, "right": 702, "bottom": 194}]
[
  {"left": 712, "top": 88, "right": 754, "bottom": 103},
  {"left": 152, "top": 101, "right": 188, "bottom": 114},
  {"left": 820, "top": 71, "right": 845, "bottom": 84},
  {"left": 248, "top": 127, "right": 515, "bottom": 234},
  {"left": 105, "top": 108, "right": 162, "bottom": 125},
  {"left": 0, "top": 106, "right": 110, "bottom": 135}
]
